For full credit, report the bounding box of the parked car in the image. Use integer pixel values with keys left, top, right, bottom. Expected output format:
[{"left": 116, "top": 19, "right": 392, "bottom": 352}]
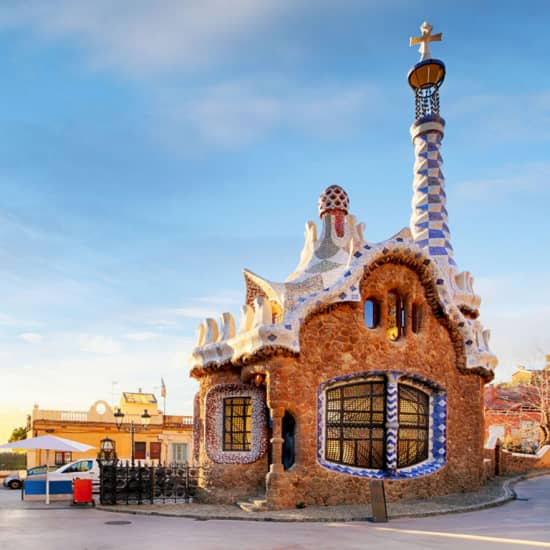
[
  {"left": 31, "top": 459, "right": 102, "bottom": 493},
  {"left": 48, "top": 459, "right": 100, "bottom": 483},
  {"left": 2, "top": 465, "right": 52, "bottom": 490}
]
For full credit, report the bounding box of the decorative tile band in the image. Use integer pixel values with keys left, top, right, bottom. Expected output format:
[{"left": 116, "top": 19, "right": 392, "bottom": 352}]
[
  {"left": 317, "top": 370, "right": 447, "bottom": 480},
  {"left": 204, "top": 383, "right": 267, "bottom": 464},
  {"left": 193, "top": 392, "right": 201, "bottom": 465}
]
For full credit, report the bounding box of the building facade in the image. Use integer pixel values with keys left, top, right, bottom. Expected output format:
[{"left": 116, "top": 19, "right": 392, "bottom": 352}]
[
  {"left": 485, "top": 363, "right": 550, "bottom": 452},
  {"left": 188, "top": 23, "right": 497, "bottom": 509},
  {"left": 27, "top": 392, "right": 192, "bottom": 468}
]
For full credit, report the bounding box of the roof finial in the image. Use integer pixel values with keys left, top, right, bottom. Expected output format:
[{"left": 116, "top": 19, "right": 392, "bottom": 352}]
[{"left": 410, "top": 21, "right": 442, "bottom": 62}]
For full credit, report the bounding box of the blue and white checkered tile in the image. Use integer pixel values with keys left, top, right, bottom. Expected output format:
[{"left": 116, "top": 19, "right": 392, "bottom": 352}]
[{"left": 411, "top": 125, "right": 454, "bottom": 268}]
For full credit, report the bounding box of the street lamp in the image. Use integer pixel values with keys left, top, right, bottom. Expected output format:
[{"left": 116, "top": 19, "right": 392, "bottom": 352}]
[
  {"left": 113, "top": 408, "right": 151, "bottom": 465},
  {"left": 97, "top": 437, "right": 118, "bottom": 467}
]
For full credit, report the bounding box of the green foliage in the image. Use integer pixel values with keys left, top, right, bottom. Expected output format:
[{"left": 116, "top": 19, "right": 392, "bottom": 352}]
[
  {"left": 8, "top": 426, "right": 27, "bottom": 443},
  {"left": 0, "top": 452, "right": 26, "bottom": 470}
]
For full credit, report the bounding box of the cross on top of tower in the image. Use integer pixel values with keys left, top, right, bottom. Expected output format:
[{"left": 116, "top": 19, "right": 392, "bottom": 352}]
[{"left": 410, "top": 21, "right": 442, "bottom": 62}]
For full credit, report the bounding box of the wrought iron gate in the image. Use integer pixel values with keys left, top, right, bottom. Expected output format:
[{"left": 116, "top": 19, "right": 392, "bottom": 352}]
[{"left": 99, "top": 462, "right": 203, "bottom": 505}]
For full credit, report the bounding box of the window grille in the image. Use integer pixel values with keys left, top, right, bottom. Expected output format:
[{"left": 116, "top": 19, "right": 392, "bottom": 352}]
[
  {"left": 223, "top": 397, "right": 252, "bottom": 451},
  {"left": 324, "top": 379, "right": 432, "bottom": 471},
  {"left": 397, "top": 385, "right": 429, "bottom": 467},
  {"left": 325, "top": 381, "right": 386, "bottom": 469}
]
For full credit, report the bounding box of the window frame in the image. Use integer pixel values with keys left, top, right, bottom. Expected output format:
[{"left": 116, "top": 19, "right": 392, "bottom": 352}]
[
  {"left": 204, "top": 383, "right": 268, "bottom": 464},
  {"left": 364, "top": 298, "right": 381, "bottom": 329},
  {"left": 134, "top": 441, "right": 146, "bottom": 460},
  {"left": 223, "top": 397, "right": 252, "bottom": 452},
  {"left": 318, "top": 371, "right": 446, "bottom": 479},
  {"left": 325, "top": 378, "right": 386, "bottom": 469}
]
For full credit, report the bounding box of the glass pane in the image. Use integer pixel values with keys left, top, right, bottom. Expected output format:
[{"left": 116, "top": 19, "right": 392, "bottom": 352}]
[
  {"left": 324, "top": 381, "right": 386, "bottom": 469},
  {"left": 223, "top": 397, "right": 252, "bottom": 451},
  {"left": 364, "top": 299, "right": 380, "bottom": 329},
  {"left": 397, "top": 384, "right": 429, "bottom": 467}
]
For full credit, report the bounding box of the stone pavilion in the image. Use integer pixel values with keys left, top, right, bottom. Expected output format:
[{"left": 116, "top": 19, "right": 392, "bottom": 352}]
[{"left": 188, "top": 22, "right": 498, "bottom": 509}]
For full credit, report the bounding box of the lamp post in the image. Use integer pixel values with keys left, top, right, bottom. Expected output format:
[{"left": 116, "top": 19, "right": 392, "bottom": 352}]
[{"left": 113, "top": 408, "right": 151, "bottom": 465}]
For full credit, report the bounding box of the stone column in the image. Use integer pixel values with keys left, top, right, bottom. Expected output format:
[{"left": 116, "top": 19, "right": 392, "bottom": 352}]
[
  {"left": 269, "top": 406, "right": 285, "bottom": 473},
  {"left": 385, "top": 373, "right": 400, "bottom": 470}
]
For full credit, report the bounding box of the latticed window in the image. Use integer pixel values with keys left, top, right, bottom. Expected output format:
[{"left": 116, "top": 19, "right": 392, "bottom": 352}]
[
  {"left": 223, "top": 397, "right": 252, "bottom": 451},
  {"left": 387, "top": 291, "right": 405, "bottom": 341},
  {"left": 324, "top": 379, "right": 431, "bottom": 471},
  {"left": 397, "top": 385, "right": 429, "bottom": 467},
  {"left": 325, "top": 381, "right": 386, "bottom": 469}
]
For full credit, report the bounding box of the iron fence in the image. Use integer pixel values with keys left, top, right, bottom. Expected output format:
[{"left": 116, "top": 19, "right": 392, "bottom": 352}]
[{"left": 99, "top": 462, "right": 203, "bottom": 505}]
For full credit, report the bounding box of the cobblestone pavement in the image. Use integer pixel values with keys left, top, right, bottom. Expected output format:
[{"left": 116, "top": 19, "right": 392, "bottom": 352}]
[{"left": 95, "top": 470, "right": 550, "bottom": 522}]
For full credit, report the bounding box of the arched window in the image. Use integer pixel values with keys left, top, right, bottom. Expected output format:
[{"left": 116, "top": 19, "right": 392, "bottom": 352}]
[
  {"left": 320, "top": 373, "right": 445, "bottom": 478},
  {"left": 364, "top": 298, "right": 380, "bottom": 329},
  {"left": 387, "top": 291, "right": 405, "bottom": 341}
]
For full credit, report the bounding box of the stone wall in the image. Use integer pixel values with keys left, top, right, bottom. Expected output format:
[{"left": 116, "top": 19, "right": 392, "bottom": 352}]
[
  {"left": 195, "top": 263, "right": 487, "bottom": 508},
  {"left": 265, "top": 263, "right": 485, "bottom": 508},
  {"left": 498, "top": 445, "right": 550, "bottom": 475}
]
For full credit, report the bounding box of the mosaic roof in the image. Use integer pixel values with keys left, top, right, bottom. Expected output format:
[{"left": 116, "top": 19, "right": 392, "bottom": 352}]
[{"left": 189, "top": 185, "right": 497, "bottom": 381}]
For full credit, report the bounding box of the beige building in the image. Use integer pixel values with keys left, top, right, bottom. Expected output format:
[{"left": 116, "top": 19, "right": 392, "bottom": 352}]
[{"left": 27, "top": 392, "right": 192, "bottom": 468}]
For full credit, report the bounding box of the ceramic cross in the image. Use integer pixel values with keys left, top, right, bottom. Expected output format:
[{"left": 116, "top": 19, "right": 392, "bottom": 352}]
[{"left": 410, "top": 21, "right": 442, "bottom": 61}]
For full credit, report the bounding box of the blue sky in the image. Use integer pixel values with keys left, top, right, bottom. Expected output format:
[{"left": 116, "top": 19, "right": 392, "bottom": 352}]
[{"left": 1, "top": 1, "right": 550, "bottom": 440}]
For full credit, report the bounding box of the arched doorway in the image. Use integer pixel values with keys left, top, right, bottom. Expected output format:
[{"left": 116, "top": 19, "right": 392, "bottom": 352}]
[{"left": 282, "top": 412, "right": 296, "bottom": 470}]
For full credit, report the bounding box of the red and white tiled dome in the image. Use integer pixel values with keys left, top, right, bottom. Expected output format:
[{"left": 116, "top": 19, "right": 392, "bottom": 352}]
[{"left": 318, "top": 185, "right": 349, "bottom": 218}]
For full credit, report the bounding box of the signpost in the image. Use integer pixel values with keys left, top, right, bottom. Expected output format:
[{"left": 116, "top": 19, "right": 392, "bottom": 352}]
[{"left": 369, "top": 479, "right": 388, "bottom": 522}]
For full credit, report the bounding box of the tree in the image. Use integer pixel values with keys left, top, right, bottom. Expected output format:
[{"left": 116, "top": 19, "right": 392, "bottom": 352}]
[
  {"left": 8, "top": 426, "right": 27, "bottom": 443},
  {"left": 501, "top": 369, "right": 550, "bottom": 448},
  {"left": 524, "top": 370, "right": 550, "bottom": 447}
]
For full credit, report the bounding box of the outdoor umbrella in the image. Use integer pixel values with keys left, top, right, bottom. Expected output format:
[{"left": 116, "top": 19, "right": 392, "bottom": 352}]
[{"left": 0, "top": 435, "right": 94, "bottom": 504}]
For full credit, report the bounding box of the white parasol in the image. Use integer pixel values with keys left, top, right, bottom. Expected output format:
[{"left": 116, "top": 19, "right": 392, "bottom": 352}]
[{"left": 0, "top": 435, "right": 94, "bottom": 503}]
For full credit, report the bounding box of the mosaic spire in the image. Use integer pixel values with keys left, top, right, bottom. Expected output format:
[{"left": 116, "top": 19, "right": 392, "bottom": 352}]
[{"left": 408, "top": 22, "right": 456, "bottom": 273}]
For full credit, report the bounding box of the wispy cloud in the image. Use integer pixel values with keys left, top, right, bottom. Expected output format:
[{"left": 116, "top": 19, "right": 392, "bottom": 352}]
[
  {"left": 19, "top": 332, "right": 44, "bottom": 344},
  {"left": 124, "top": 332, "right": 159, "bottom": 342},
  {"left": 453, "top": 163, "right": 550, "bottom": 201},
  {"left": 448, "top": 90, "right": 550, "bottom": 143},
  {"left": 79, "top": 334, "right": 121, "bottom": 354},
  {"left": 475, "top": 272, "right": 550, "bottom": 382},
  {"left": 0, "top": 0, "right": 302, "bottom": 74},
  {"left": 156, "top": 81, "right": 376, "bottom": 149},
  {"left": 0, "top": 312, "right": 39, "bottom": 328},
  {"left": 160, "top": 307, "right": 220, "bottom": 319},
  {"left": 194, "top": 293, "right": 242, "bottom": 306}
]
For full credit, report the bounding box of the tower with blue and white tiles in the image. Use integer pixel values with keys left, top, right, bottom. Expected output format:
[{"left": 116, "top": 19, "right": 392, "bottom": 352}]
[{"left": 408, "top": 22, "right": 456, "bottom": 277}]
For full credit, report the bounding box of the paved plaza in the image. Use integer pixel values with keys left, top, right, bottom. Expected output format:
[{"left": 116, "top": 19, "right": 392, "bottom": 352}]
[{"left": 0, "top": 475, "right": 549, "bottom": 549}]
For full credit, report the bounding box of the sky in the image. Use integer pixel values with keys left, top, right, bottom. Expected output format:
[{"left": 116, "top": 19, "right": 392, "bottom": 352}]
[{"left": 1, "top": 0, "right": 550, "bottom": 442}]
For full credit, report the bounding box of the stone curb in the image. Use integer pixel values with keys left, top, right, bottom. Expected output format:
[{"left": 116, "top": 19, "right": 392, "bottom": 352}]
[{"left": 95, "top": 470, "right": 550, "bottom": 523}]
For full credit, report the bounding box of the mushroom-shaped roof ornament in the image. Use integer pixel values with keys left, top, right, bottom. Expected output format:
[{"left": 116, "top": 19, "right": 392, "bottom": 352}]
[{"left": 318, "top": 185, "right": 349, "bottom": 219}]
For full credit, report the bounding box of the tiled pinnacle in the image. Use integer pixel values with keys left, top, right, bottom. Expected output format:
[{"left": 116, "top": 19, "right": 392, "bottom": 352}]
[{"left": 410, "top": 120, "right": 456, "bottom": 268}]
